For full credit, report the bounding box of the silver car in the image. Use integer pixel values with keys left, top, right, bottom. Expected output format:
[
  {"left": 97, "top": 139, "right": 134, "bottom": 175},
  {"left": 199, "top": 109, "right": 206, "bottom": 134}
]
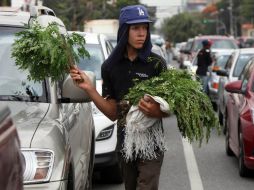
[{"left": 0, "top": 6, "right": 95, "bottom": 190}]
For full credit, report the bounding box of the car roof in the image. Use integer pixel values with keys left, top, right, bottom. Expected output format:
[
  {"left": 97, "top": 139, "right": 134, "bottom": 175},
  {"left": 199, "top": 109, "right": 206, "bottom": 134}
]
[
  {"left": 0, "top": 6, "right": 66, "bottom": 33},
  {"left": 0, "top": 10, "right": 30, "bottom": 27},
  {"left": 237, "top": 48, "right": 254, "bottom": 54},
  {"left": 68, "top": 31, "right": 101, "bottom": 44},
  {"left": 194, "top": 35, "right": 234, "bottom": 40}
]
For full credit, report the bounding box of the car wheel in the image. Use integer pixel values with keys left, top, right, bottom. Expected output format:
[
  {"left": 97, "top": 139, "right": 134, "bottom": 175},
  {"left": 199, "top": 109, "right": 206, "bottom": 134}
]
[
  {"left": 225, "top": 124, "right": 233, "bottom": 156},
  {"left": 101, "top": 164, "right": 123, "bottom": 184},
  {"left": 238, "top": 132, "right": 249, "bottom": 177},
  {"left": 67, "top": 165, "right": 74, "bottom": 190}
]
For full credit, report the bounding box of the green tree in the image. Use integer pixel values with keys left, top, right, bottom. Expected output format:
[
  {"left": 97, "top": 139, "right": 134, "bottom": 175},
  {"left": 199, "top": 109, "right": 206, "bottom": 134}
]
[
  {"left": 160, "top": 12, "right": 206, "bottom": 43},
  {"left": 0, "top": 0, "right": 10, "bottom": 6},
  {"left": 43, "top": 0, "right": 156, "bottom": 31},
  {"left": 240, "top": 0, "right": 254, "bottom": 23}
]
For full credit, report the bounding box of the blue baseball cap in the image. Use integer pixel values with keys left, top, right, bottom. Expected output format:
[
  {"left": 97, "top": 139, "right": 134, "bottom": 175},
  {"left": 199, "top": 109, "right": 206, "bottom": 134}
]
[{"left": 119, "top": 5, "right": 152, "bottom": 26}]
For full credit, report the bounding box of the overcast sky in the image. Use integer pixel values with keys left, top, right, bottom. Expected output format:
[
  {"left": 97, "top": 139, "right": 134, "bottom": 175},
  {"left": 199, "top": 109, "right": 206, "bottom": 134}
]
[{"left": 140, "top": 0, "right": 185, "bottom": 28}]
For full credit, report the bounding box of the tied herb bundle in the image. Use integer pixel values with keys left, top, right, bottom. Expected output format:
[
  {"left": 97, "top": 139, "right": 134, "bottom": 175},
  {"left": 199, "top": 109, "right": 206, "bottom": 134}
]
[
  {"left": 11, "top": 22, "right": 89, "bottom": 83},
  {"left": 125, "top": 68, "right": 220, "bottom": 146}
]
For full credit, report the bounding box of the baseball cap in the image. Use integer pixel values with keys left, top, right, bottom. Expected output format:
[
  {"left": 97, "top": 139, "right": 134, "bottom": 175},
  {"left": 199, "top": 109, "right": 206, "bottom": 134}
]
[
  {"left": 202, "top": 39, "right": 212, "bottom": 47},
  {"left": 119, "top": 5, "right": 152, "bottom": 26}
]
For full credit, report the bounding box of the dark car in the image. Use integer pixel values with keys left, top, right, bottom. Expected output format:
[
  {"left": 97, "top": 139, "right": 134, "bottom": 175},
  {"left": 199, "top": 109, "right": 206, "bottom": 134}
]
[
  {"left": 224, "top": 58, "right": 254, "bottom": 177},
  {"left": 0, "top": 104, "right": 23, "bottom": 190}
]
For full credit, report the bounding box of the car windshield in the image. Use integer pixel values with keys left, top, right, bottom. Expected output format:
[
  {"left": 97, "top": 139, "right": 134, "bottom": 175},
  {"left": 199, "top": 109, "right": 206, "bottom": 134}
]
[
  {"left": 0, "top": 27, "right": 44, "bottom": 102},
  {"left": 215, "top": 54, "right": 231, "bottom": 68},
  {"left": 194, "top": 39, "right": 238, "bottom": 51},
  {"left": 77, "top": 44, "right": 104, "bottom": 80},
  {"left": 233, "top": 54, "right": 254, "bottom": 77}
]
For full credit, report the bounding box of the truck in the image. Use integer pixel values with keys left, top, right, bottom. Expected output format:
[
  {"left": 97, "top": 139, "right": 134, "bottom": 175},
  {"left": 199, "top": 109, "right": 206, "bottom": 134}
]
[{"left": 84, "top": 19, "right": 119, "bottom": 35}]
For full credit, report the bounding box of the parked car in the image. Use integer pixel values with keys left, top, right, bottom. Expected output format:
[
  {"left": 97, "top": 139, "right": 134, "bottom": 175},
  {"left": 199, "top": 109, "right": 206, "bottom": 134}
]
[
  {"left": 179, "top": 38, "right": 194, "bottom": 69},
  {"left": 190, "top": 35, "right": 238, "bottom": 53},
  {"left": 0, "top": 104, "right": 23, "bottom": 190},
  {"left": 216, "top": 48, "right": 254, "bottom": 133},
  {"left": 224, "top": 58, "right": 254, "bottom": 177},
  {"left": 69, "top": 31, "right": 123, "bottom": 183},
  {"left": 0, "top": 6, "right": 95, "bottom": 189},
  {"left": 207, "top": 50, "right": 234, "bottom": 110},
  {"left": 236, "top": 36, "right": 254, "bottom": 48},
  {"left": 152, "top": 44, "right": 166, "bottom": 60}
]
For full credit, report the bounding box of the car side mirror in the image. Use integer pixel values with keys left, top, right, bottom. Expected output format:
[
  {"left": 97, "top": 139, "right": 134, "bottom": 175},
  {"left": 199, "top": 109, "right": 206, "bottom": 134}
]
[
  {"left": 225, "top": 80, "right": 243, "bottom": 94},
  {"left": 216, "top": 69, "right": 228, "bottom": 77},
  {"left": 62, "top": 71, "right": 96, "bottom": 103}
]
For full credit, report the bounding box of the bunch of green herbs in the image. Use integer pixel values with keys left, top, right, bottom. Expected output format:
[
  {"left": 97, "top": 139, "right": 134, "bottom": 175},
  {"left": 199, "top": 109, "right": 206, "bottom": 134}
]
[
  {"left": 11, "top": 21, "right": 89, "bottom": 83},
  {"left": 125, "top": 68, "right": 220, "bottom": 146}
]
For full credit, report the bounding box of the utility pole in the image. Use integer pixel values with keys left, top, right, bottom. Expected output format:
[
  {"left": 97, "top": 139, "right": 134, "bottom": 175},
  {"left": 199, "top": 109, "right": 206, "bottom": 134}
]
[{"left": 229, "top": 0, "right": 234, "bottom": 36}]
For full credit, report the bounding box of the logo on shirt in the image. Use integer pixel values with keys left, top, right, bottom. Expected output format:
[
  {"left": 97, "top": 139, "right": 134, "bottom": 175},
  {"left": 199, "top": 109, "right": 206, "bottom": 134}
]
[
  {"left": 137, "top": 7, "right": 145, "bottom": 16},
  {"left": 136, "top": 72, "right": 148, "bottom": 78}
]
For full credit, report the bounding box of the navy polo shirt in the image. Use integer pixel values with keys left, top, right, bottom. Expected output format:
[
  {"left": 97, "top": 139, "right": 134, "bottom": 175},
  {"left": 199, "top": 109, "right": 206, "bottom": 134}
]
[{"left": 101, "top": 52, "right": 167, "bottom": 102}]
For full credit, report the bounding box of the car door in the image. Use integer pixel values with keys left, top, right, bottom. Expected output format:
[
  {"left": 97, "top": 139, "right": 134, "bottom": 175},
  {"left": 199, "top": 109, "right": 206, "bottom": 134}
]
[
  {"left": 59, "top": 85, "right": 90, "bottom": 189},
  {"left": 218, "top": 53, "right": 235, "bottom": 113}
]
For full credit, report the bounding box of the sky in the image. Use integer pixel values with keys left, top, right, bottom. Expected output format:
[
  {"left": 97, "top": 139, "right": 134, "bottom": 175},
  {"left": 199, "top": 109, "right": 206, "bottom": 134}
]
[{"left": 140, "top": 0, "right": 186, "bottom": 28}]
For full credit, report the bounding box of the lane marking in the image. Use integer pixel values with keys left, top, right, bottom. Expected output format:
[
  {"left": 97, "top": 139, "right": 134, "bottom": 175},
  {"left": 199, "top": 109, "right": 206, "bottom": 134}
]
[{"left": 182, "top": 138, "right": 204, "bottom": 190}]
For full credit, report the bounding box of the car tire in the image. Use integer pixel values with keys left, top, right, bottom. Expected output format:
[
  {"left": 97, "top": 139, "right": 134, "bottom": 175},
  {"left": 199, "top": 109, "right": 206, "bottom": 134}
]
[
  {"left": 101, "top": 164, "right": 123, "bottom": 184},
  {"left": 225, "top": 124, "right": 234, "bottom": 156},
  {"left": 67, "top": 165, "right": 74, "bottom": 190},
  {"left": 238, "top": 132, "right": 250, "bottom": 177}
]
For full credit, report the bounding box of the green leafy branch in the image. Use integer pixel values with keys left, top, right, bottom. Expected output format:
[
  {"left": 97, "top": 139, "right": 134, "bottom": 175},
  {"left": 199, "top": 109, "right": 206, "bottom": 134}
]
[
  {"left": 11, "top": 21, "right": 89, "bottom": 83},
  {"left": 125, "top": 68, "right": 220, "bottom": 146}
]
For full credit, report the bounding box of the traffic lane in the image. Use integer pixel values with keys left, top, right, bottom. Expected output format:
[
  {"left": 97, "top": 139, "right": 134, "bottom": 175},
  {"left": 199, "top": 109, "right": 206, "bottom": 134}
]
[
  {"left": 160, "top": 115, "right": 190, "bottom": 190},
  {"left": 193, "top": 129, "right": 254, "bottom": 190},
  {"left": 92, "top": 115, "right": 191, "bottom": 190}
]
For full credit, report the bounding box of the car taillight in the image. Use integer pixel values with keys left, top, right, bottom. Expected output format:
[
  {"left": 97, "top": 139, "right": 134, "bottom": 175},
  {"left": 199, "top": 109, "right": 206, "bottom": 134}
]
[
  {"left": 212, "top": 82, "right": 219, "bottom": 89},
  {"left": 212, "top": 66, "right": 220, "bottom": 71}
]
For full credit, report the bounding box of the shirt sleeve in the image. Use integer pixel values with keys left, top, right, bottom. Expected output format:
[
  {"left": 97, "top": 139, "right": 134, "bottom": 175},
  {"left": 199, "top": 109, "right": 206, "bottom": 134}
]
[{"left": 101, "top": 63, "right": 116, "bottom": 99}]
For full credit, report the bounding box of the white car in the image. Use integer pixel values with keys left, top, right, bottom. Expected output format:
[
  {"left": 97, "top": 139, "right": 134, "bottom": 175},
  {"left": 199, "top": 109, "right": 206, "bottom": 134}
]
[{"left": 69, "top": 31, "right": 123, "bottom": 183}]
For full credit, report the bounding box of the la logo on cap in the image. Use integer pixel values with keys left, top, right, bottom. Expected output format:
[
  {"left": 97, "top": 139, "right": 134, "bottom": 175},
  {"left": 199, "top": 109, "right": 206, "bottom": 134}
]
[{"left": 137, "top": 7, "right": 145, "bottom": 16}]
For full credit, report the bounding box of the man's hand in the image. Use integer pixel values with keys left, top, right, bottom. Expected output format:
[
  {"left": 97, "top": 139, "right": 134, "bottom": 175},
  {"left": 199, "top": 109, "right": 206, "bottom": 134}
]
[
  {"left": 69, "top": 65, "right": 95, "bottom": 93},
  {"left": 138, "top": 95, "right": 168, "bottom": 118}
]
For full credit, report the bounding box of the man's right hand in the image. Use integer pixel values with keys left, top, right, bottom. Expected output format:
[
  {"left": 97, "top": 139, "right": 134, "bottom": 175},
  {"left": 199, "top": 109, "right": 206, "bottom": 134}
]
[{"left": 69, "top": 65, "right": 95, "bottom": 92}]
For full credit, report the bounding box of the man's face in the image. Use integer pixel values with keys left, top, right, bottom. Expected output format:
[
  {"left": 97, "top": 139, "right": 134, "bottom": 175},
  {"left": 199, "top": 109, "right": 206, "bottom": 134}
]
[{"left": 128, "top": 23, "right": 148, "bottom": 49}]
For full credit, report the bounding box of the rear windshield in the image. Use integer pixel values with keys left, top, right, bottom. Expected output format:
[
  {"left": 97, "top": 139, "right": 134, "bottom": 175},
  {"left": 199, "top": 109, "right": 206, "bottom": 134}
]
[
  {"left": 193, "top": 39, "right": 238, "bottom": 51},
  {"left": 233, "top": 54, "right": 254, "bottom": 77}
]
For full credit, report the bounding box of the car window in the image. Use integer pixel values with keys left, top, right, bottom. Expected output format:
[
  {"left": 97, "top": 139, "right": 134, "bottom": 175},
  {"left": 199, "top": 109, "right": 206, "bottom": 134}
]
[
  {"left": 0, "top": 27, "right": 44, "bottom": 102},
  {"left": 233, "top": 54, "right": 254, "bottom": 77},
  {"left": 215, "top": 54, "right": 230, "bottom": 68},
  {"left": 77, "top": 44, "right": 104, "bottom": 80},
  {"left": 239, "top": 62, "right": 254, "bottom": 92},
  {"left": 224, "top": 54, "right": 235, "bottom": 71}
]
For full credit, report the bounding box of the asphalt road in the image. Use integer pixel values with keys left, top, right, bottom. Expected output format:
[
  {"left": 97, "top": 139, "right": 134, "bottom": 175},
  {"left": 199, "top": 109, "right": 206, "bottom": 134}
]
[{"left": 92, "top": 61, "right": 254, "bottom": 190}]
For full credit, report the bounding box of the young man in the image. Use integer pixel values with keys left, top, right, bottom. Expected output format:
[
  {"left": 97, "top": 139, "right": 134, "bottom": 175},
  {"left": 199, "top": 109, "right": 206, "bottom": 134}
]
[
  {"left": 195, "top": 39, "right": 213, "bottom": 94},
  {"left": 70, "top": 5, "right": 168, "bottom": 190}
]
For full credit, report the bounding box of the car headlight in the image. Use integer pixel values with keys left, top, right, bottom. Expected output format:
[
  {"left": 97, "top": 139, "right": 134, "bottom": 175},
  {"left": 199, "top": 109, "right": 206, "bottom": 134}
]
[
  {"left": 96, "top": 124, "right": 114, "bottom": 141},
  {"left": 21, "top": 148, "right": 54, "bottom": 184}
]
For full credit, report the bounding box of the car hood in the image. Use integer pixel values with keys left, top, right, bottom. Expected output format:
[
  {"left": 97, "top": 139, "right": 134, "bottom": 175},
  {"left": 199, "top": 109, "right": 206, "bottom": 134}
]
[{"left": 0, "top": 102, "right": 49, "bottom": 147}]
